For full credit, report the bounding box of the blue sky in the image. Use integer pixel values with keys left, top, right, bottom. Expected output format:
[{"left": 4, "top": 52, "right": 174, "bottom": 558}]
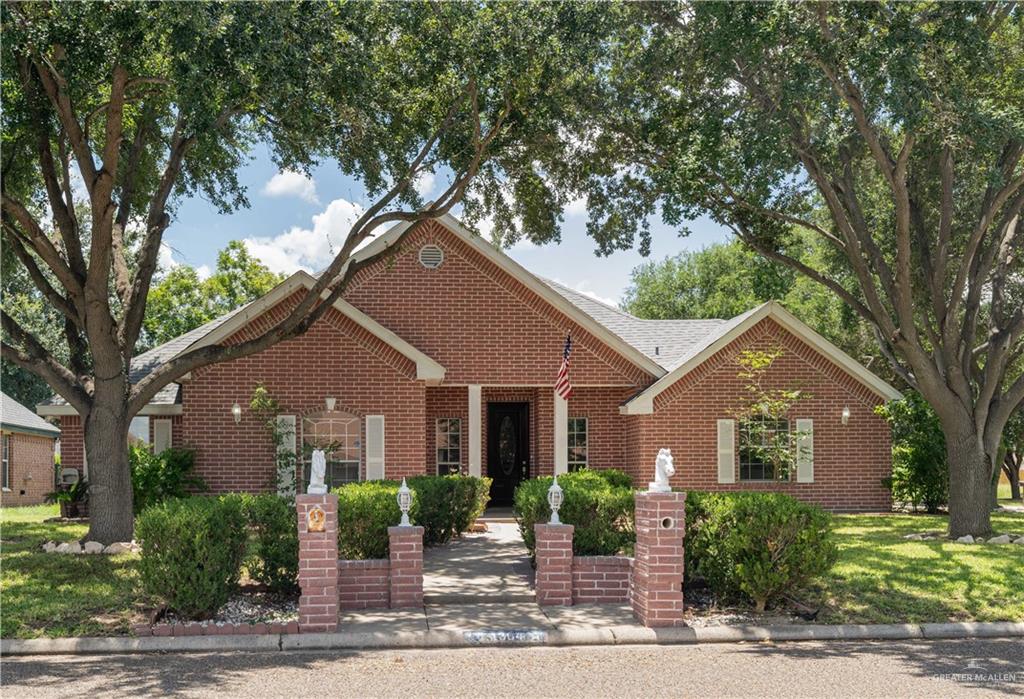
[{"left": 165, "top": 143, "right": 732, "bottom": 307}]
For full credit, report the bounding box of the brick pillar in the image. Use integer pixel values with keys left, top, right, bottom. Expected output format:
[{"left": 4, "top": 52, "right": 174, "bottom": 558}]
[
  {"left": 297, "top": 494, "right": 339, "bottom": 633},
  {"left": 535, "top": 523, "right": 574, "bottom": 606},
  {"left": 388, "top": 526, "right": 424, "bottom": 608},
  {"left": 631, "top": 491, "right": 686, "bottom": 627}
]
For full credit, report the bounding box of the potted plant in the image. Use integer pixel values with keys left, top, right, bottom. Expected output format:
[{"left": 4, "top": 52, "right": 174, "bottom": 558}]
[{"left": 45, "top": 480, "right": 90, "bottom": 519}]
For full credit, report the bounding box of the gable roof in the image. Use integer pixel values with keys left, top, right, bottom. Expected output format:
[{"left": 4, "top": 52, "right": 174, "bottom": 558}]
[
  {"left": 3, "top": 391, "right": 60, "bottom": 437},
  {"left": 619, "top": 300, "right": 902, "bottom": 415},
  {"left": 39, "top": 272, "right": 446, "bottom": 416},
  {"left": 352, "top": 213, "right": 667, "bottom": 377}
]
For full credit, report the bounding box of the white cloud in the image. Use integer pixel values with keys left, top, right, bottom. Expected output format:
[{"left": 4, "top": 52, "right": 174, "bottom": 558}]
[
  {"left": 242, "top": 197, "right": 366, "bottom": 275},
  {"left": 414, "top": 171, "right": 436, "bottom": 199},
  {"left": 261, "top": 170, "right": 319, "bottom": 204},
  {"left": 157, "top": 242, "right": 178, "bottom": 273},
  {"left": 195, "top": 264, "right": 212, "bottom": 281},
  {"left": 553, "top": 277, "right": 619, "bottom": 308}
]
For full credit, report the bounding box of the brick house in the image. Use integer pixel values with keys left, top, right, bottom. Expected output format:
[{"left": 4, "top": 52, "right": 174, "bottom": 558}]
[
  {"left": 40, "top": 214, "right": 899, "bottom": 511},
  {"left": 2, "top": 391, "right": 59, "bottom": 506}
]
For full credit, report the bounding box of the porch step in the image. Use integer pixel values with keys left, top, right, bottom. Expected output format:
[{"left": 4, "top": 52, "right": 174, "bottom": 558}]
[{"left": 424, "top": 592, "right": 536, "bottom": 605}]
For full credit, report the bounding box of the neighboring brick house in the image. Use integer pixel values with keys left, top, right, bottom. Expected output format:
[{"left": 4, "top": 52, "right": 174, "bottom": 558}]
[
  {"left": 40, "top": 214, "right": 899, "bottom": 511},
  {"left": 2, "top": 391, "right": 59, "bottom": 506}
]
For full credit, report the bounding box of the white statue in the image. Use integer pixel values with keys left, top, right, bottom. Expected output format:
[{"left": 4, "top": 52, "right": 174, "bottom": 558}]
[
  {"left": 649, "top": 448, "right": 675, "bottom": 493},
  {"left": 308, "top": 449, "right": 327, "bottom": 495}
]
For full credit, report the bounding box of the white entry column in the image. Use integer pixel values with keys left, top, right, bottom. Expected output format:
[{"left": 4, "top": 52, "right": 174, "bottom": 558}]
[
  {"left": 468, "top": 385, "right": 482, "bottom": 477},
  {"left": 553, "top": 391, "right": 568, "bottom": 475}
]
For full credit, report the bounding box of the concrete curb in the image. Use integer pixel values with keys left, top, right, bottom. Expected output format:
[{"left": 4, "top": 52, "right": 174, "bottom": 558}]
[{"left": 4, "top": 621, "right": 1022, "bottom": 656}]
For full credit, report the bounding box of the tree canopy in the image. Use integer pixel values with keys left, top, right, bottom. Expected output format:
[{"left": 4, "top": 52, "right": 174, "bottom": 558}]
[{"left": 559, "top": 1, "right": 1023, "bottom": 536}]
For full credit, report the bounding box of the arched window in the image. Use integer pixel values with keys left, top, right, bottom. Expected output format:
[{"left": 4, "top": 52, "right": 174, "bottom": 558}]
[{"left": 302, "top": 411, "right": 361, "bottom": 489}]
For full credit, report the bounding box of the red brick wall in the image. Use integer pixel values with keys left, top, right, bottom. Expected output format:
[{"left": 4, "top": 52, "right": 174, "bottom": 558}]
[
  {"left": 572, "top": 555, "right": 632, "bottom": 604},
  {"left": 181, "top": 304, "right": 426, "bottom": 492},
  {"left": 337, "top": 559, "right": 390, "bottom": 610},
  {"left": 1, "top": 431, "right": 57, "bottom": 506},
  {"left": 58, "top": 416, "right": 83, "bottom": 473},
  {"left": 625, "top": 317, "right": 892, "bottom": 512},
  {"left": 344, "top": 220, "right": 653, "bottom": 389}
]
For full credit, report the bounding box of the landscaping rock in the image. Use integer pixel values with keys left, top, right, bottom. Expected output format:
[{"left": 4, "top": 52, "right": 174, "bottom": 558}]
[
  {"left": 55, "top": 542, "right": 71, "bottom": 553},
  {"left": 103, "top": 542, "right": 131, "bottom": 555},
  {"left": 955, "top": 535, "right": 974, "bottom": 544},
  {"left": 904, "top": 534, "right": 923, "bottom": 541},
  {"left": 1013, "top": 536, "right": 1024, "bottom": 545},
  {"left": 975, "top": 538, "right": 985, "bottom": 544},
  {"left": 988, "top": 534, "right": 1011, "bottom": 544},
  {"left": 42, "top": 541, "right": 57, "bottom": 553},
  {"left": 83, "top": 541, "right": 104, "bottom": 554},
  {"left": 66, "top": 541, "right": 82, "bottom": 554}
]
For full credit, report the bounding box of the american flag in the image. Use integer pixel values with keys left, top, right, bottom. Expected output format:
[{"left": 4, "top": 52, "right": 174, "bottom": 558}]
[{"left": 555, "top": 333, "right": 573, "bottom": 399}]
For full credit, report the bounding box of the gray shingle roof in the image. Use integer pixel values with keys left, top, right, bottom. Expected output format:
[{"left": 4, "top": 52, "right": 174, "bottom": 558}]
[
  {"left": 539, "top": 278, "right": 727, "bottom": 371},
  {"left": 2, "top": 391, "right": 60, "bottom": 436}
]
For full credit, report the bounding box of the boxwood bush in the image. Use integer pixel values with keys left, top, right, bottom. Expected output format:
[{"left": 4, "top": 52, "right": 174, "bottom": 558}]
[
  {"left": 685, "top": 491, "right": 837, "bottom": 612},
  {"left": 514, "top": 469, "right": 635, "bottom": 558},
  {"left": 241, "top": 494, "right": 299, "bottom": 593},
  {"left": 334, "top": 475, "right": 492, "bottom": 558},
  {"left": 136, "top": 495, "right": 248, "bottom": 618},
  {"left": 407, "top": 475, "right": 492, "bottom": 546}
]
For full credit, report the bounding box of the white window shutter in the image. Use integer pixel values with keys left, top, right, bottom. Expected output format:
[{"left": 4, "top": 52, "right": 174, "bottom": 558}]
[
  {"left": 365, "top": 415, "right": 385, "bottom": 481},
  {"left": 796, "top": 418, "right": 814, "bottom": 483},
  {"left": 717, "top": 419, "right": 735, "bottom": 484},
  {"left": 153, "top": 420, "right": 173, "bottom": 455}
]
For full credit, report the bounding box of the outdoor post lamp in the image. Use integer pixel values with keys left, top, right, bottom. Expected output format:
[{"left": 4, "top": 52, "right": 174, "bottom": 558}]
[
  {"left": 841, "top": 406, "right": 851, "bottom": 426},
  {"left": 397, "top": 478, "right": 412, "bottom": 526},
  {"left": 231, "top": 403, "right": 242, "bottom": 424},
  {"left": 547, "top": 474, "right": 564, "bottom": 524}
]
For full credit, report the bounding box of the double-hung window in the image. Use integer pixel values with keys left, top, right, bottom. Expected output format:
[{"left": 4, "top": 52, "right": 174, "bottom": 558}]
[
  {"left": 738, "top": 416, "right": 790, "bottom": 481},
  {"left": 436, "top": 418, "right": 462, "bottom": 475},
  {"left": 567, "top": 417, "right": 588, "bottom": 472}
]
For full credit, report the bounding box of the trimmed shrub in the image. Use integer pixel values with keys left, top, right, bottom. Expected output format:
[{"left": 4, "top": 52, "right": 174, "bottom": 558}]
[
  {"left": 130, "top": 444, "right": 206, "bottom": 514},
  {"left": 589, "top": 468, "right": 633, "bottom": 490},
  {"left": 241, "top": 494, "right": 299, "bottom": 593},
  {"left": 136, "top": 495, "right": 248, "bottom": 618},
  {"left": 686, "top": 492, "right": 837, "bottom": 612},
  {"left": 876, "top": 394, "right": 948, "bottom": 512},
  {"left": 407, "top": 475, "right": 492, "bottom": 546},
  {"left": 334, "top": 481, "right": 417, "bottom": 559},
  {"left": 515, "top": 470, "right": 634, "bottom": 558}
]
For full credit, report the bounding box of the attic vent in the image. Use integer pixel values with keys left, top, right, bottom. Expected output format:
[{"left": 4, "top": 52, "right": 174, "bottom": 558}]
[{"left": 418, "top": 244, "right": 444, "bottom": 269}]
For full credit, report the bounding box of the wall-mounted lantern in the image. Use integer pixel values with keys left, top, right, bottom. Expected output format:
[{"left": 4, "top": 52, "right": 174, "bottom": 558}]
[
  {"left": 841, "top": 406, "right": 851, "bottom": 426},
  {"left": 232, "top": 403, "right": 242, "bottom": 424},
  {"left": 325, "top": 397, "right": 337, "bottom": 412}
]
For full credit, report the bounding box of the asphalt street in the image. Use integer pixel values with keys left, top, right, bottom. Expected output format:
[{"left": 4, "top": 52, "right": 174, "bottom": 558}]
[{"left": 2, "top": 638, "right": 1022, "bottom": 698}]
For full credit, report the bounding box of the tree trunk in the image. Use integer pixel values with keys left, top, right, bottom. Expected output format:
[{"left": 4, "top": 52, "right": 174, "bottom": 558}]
[
  {"left": 945, "top": 429, "right": 993, "bottom": 538},
  {"left": 84, "top": 398, "right": 135, "bottom": 544},
  {"left": 1003, "top": 454, "right": 1022, "bottom": 501}
]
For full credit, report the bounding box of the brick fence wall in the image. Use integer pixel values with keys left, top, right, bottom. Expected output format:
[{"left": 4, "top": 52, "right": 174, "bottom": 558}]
[
  {"left": 337, "top": 559, "right": 390, "bottom": 610},
  {"left": 571, "top": 555, "right": 633, "bottom": 605}
]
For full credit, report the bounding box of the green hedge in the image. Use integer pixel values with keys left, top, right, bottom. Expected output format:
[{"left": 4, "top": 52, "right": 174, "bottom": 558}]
[
  {"left": 136, "top": 495, "right": 248, "bottom": 618},
  {"left": 514, "top": 469, "right": 634, "bottom": 558},
  {"left": 334, "top": 475, "right": 492, "bottom": 558},
  {"left": 407, "top": 475, "right": 491, "bottom": 547},
  {"left": 241, "top": 494, "right": 298, "bottom": 593},
  {"left": 685, "top": 491, "right": 837, "bottom": 612}
]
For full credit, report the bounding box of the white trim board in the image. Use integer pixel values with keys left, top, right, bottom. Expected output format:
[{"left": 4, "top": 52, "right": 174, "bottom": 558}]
[{"left": 620, "top": 301, "right": 901, "bottom": 415}]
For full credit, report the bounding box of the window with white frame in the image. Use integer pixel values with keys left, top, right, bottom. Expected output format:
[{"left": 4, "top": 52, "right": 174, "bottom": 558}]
[
  {"left": 436, "top": 418, "right": 462, "bottom": 475},
  {"left": 567, "top": 417, "right": 588, "bottom": 472},
  {"left": 302, "top": 411, "right": 361, "bottom": 489},
  {"left": 2, "top": 434, "right": 10, "bottom": 490},
  {"left": 738, "top": 416, "right": 791, "bottom": 481}
]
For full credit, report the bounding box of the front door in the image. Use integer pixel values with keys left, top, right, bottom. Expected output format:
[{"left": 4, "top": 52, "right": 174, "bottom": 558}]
[{"left": 486, "top": 402, "right": 530, "bottom": 506}]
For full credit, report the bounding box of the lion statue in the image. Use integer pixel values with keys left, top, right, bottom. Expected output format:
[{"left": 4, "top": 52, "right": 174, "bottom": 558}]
[{"left": 650, "top": 448, "right": 676, "bottom": 492}]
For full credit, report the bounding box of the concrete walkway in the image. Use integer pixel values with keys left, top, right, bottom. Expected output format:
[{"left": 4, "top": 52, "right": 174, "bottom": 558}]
[{"left": 422, "top": 520, "right": 535, "bottom": 604}]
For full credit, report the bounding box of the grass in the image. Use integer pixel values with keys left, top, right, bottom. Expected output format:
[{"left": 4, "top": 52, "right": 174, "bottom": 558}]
[
  {"left": 1, "top": 504, "right": 149, "bottom": 639},
  {"left": 810, "top": 510, "right": 1024, "bottom": 624}
]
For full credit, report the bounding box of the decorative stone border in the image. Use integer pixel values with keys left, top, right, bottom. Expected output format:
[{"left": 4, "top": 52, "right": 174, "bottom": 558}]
[
  {"left": 902, "top": 532, "right": 1024, "bottom": 544},
  {"left": 133, "top": 621, "right": 300, "bottom": 637},
  {"left": 41, "top": 540, "right": 139, "bottom": 555}
]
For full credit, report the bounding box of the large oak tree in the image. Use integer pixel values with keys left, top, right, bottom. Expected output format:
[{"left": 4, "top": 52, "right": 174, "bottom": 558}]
[
  {"left": 565, "top": 1, "right": 1023, "bottom": 536},
  {"left": 1, "top": 1, "right": 608, "bottom": 542}
]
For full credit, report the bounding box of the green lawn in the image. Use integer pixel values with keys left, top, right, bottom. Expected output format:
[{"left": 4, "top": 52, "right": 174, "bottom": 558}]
[
  {"left": 2, "top": 505, "right": 1022, "bottom": 638},
  {"left": 810, "top": 511, "right": 1024, "bottom": 624},
  {"left": 1, "top": 504, "right": 149, "bottom": 639}
]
